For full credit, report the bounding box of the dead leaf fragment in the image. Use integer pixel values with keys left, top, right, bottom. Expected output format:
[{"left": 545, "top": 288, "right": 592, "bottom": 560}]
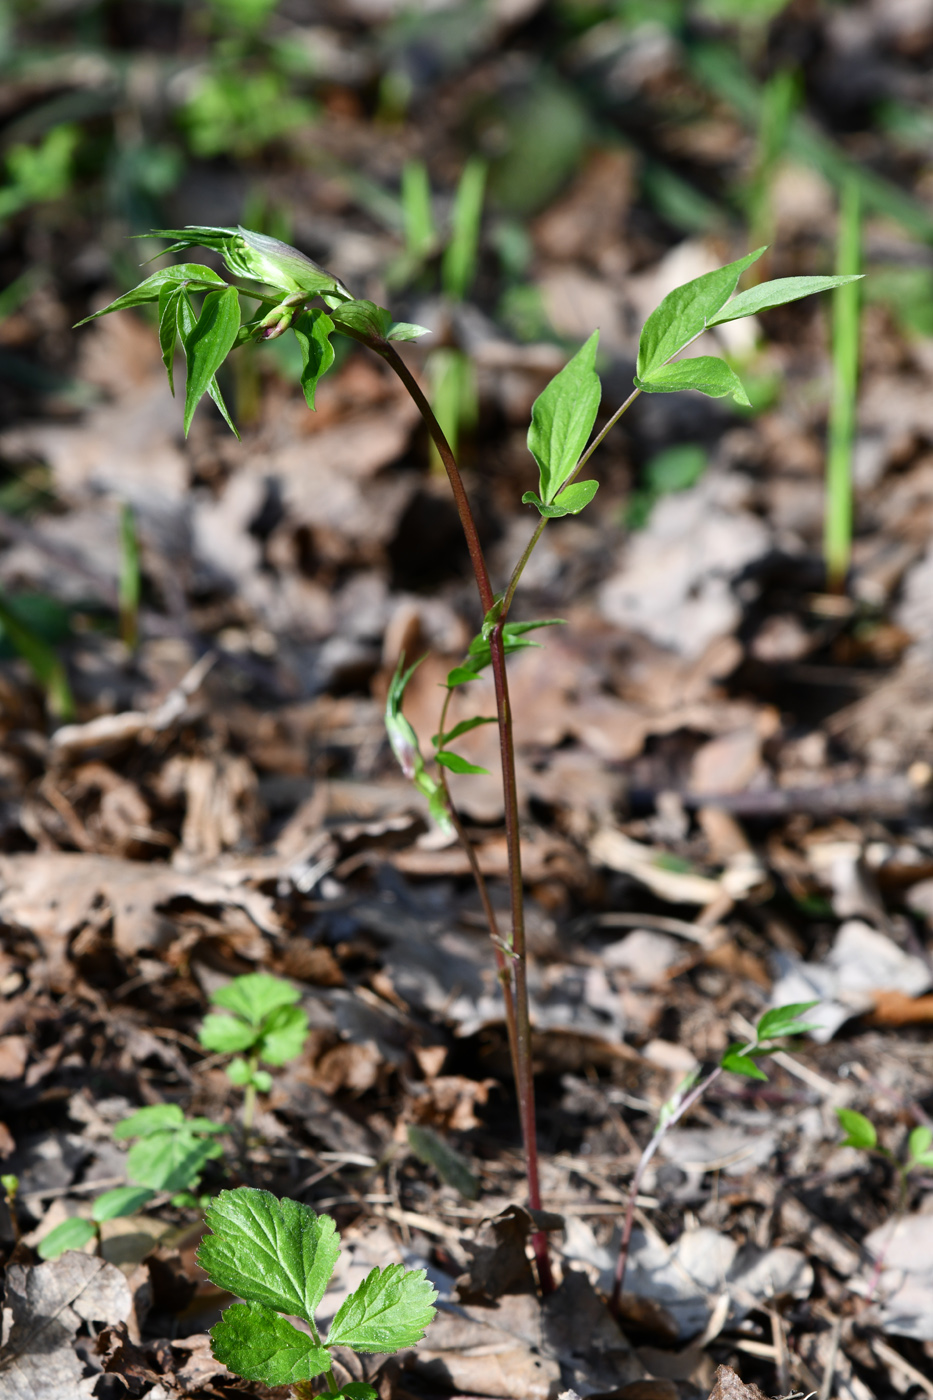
[{"left": 707, "top": 1365, "right": 769, "bottom": 1400}]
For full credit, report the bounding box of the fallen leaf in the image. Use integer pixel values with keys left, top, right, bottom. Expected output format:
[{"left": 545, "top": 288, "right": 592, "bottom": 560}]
[{"left": 707, "top": 1365, "right": 769, "bottom": 1400}]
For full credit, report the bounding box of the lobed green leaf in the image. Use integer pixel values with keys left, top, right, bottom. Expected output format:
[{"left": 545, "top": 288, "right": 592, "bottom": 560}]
[
  {"left": 210, "top": 1302, "right": 330, "bottom": 1386},
  {"left": 836, "top": 1108, "right": 877, "bottom": 1151},
  {"left": 199, "top": 1013, "right": 258, "bottom": 1055},
  {"left": 637, "top": 355, "right": 750, "bottom": 405},
  {"left": 326, "top": 1263, "right": 437, "bottom": 1353},
  {"left": 257, "top": 1003, "right": 309, "bottom": 1066},
  {"left": 708, "top": 274, "right": 864, "bottom": 327},
  {"left": 212, "top": 972, "right": 301, "bottom": 1026},
  {"left": 637, "top": 247, "right": 765, "bottom": 379},
  {"left": 527, "top": 330, "right": 601, "bottom": 505}
]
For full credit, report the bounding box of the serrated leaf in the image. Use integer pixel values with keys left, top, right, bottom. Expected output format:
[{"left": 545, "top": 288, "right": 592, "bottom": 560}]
[
  {"left": 720, "top": 1047, "right": 769, "bottom": 1081},
  {"left": 708, "top": 274, "right": 863, "bottom": 327},
  {"left": 74, "top": 263, "right": 228, "bottom": 325},
  {"left": 522, "top": 479, "right": 599, "bottom": 517},
  {"left": 407, "top": 1124, "right": 479, "bottom": 1200},
  {"left": 257, "top": 1003, "right": 309, "bottom": 1065},
  {"left": 197, "top": 1187, "right": 341, "bottom": 1324},
  {"left": 210, "top": 1302, "right": 331, "bottom": 1385},
  {"left": 113, "top": 1103, "right": 185, "bottom": 1140},
  {"left": 182, "top": 284, "right": 241, "bottom": 435},
  {"left": 836, "top": 1108, "right": 877, "bottom": 1150},
  {"left": 330, "top": 299, "right": 392, "bottom": 339},
  {"left": 435, "top": 750, "right": 489, "bottom": 775},
  {"left": 527, "top": 330, "right": 601, "bottom": 505},
  {"left": 92, "top": 1186, "right": 155, "bottom": 1222},
  {"left": 127, "top": 1129, "right": 223, "bottom": 1193},
  {"left": 158, "top": 283, "right": 181, "bottom": 395},
  {"left": 432, "top": 715, "right": 496, "bottom": 747},
  {"left": 293, "top": 308, "right": 335, "bottom": 411},
  {"left": 199, "top": 1013, "right": 259, "bottom": 1055},
  {"left": 326, "top": 1263, "right": 437, "bottom": 1353},
  {"left": 638, "top": 355, "right": 750, "bottom": 405},
  {"left": 212, "top": 973, "right": 301, "bottom": 1026},
  {"left": 388, "top": 321, "right": 431, "bottom": 341},
  {"left": 637, "top": 247, "right": 765, "bottom": 379},
  {"left": 756, "top": 1001, "right": 820, "bottom": 1041},
  {"left": 908, "top": 1125, "right": 933, "bottom": 1164},
  {"left": 37, "top": 1217, "right": 97, "bottom": 1259}
]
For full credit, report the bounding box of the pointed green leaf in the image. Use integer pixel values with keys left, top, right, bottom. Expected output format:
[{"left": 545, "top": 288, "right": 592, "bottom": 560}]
[
  {"left": 37, "top": 1217, "right": 96, "bottom": 1259},
  {"left": 522, "top": 480, "right": 599, "bottom": 517},
  {"left": 293, "top": 309, "right": 335, "bottom": 410},
  {"left": 756, "top": 1001, "right": 820, "bottom": 1042},
  {"left": 637, "top": 247, "right": 765, "bottom": 378},
  {"left": 721, "top": 1046, "right": 769, "bottom": 1080},
  {"left": 127, "top": 1129, "right": 223, "bottom": 1193},
  {"left": 407, "top": 1124, "right": 479, "bottom": 1200},
  {"left": 435, "top": 750, "right": 489, "bottom": 775},
  {"left": 836, "top": 1108, "right": 877, "bottom": 1151},
  {"left": 74, "top": 263, "right": 229, "bottom": 326},
  {"left": 199, "top": 1013, "right": 258, "bottom": 1055},
  {"left": 158, "top": 284, "right": 181, "bottom": 395},
  {"left": 182, "top": 284, "right": 241, "bottom": 434},
  {"left": 388, "top": 321, "right": 431, "bottom": 341},
  {"left": 176, "top": 289, "right": 239, "bottom": 438},
  {"left": 326, "top": 1263, "right": 437, "bottom": 1353},
  {"left": 432, "top": 715, "right": 496, "bottom": 747},
  {"left": 212, "top": 973, "right": 301, "bottom": 1025},
  {"left": 210, "top": 1303, "right": 331, "bottom": 1386},
  {"left": 206, "top": 374, "right": 240, "bottom": 439},
  {"left": 527, "top": 330, "right": 601, "bottom": 505},
  {"left": 330, "top": 299, "right": 392, "bottom": 339},
  {"left": 113, "top": 1103, "right": 185, "bottom": 1140},
  {"left": 638, "top": 355, "right": 750, "bottom": 405},
  {"left": 709, "top": 274, "right": 863, "bottom": 327},
  {"left": 92, "top": 1186, "right": 155, "bottom": 1222},
  {"left": 257, "top": 1003, "right": 309, "bottom": 1066},
  {"left": 197, "top": 1187, "right": 341, "bottom": 1325}
]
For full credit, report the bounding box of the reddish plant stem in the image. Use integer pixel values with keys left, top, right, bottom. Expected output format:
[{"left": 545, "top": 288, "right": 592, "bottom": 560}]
[{"left": 377, "top": 340, "right": 553, "bottom": 1292}]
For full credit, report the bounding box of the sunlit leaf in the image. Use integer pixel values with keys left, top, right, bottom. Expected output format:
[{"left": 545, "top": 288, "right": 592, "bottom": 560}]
[
  {"left": 637, "top": 355, "right": 750, "bottom": 405},
  {"left": 210, "top": 1302, "right": 330, "bottom": 1386},
  {"left": 527, "top": 330, "right": 600, "bottom": 505},
  {"left": 637, "top": 247, "right": 765, "bottom": 378}
]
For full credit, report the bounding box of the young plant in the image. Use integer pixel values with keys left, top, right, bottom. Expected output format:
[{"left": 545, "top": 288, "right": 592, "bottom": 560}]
[
  {"left": 836, "top": 1108, "right": 933, "bottom": 1211},
  {"left": 610, "top": 1001, "right": 820, "bottom": 1310},
  {"left": 197, "top": 1185, "right": 436, "bottom": 1398},
  {"left": 78, "top": 222, "right": 858, "bottom": 1293},
  {"left": 37, "top": 1103, "right": 225, "bottom": 1259},
  {"left": 824, "top": 178, "right": 862, "bottom": 592},
  {"left": 198, "top": 972, "right": 310, "bottom": 1131}
]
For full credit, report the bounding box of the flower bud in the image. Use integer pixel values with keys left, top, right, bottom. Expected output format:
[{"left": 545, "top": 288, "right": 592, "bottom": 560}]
[{"left": 223, "top": 228, "right": 350, "bottom": 300}]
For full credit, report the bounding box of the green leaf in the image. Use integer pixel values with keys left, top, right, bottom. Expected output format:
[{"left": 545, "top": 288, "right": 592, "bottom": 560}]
[
  {"left": 908, "top": 1125, "right": 933, "bottom": 1165},
  {"left": 384, "top": 652, "right": 453, "bottom": 837},
  {"left": 197, "top": 1187, "right": 341, "bottom": 1325},
  {"left": 326, "top": 1264, "right": 437, "bottom": 1353},
  {"left": 158, "top": 283, "right": 181, "bottom": 395},
  {"left": 176, "top": 289, "right": 239, "bottom": 439},
  {"left": 638, "top": 355, "right": 750, "bottom": 405},
  {"left": 1, "top": 1175, "right": 18, "bottom": 1196},
  {"left": 721, "top": 1046, "right": 769, "bottom": 1081},
  {"left": 708, "top": 274, "right": 864, "bottom": 327},
  {"left": 293, "top": 309, "right": 335, "bottom": 411},
  {"left": 756, "top": 1001, "right": 821, "bottom": 1041},
  {"left": 435, "top": 750, "right": 489, "bottom": 775},
  {"left": 330, "top": 299, "right": 392, "bottom": 340},
  {"left": 127, "top": 1130, "right": 223, "bottom": 1193},
  {"left": 527, "top": 330, "right": 601, "bottom": 505},
  {"left": 150, "top": 227, "right": 350, "bottom": 300},
  {"left": 253, "top": 1068, "right": 273, "bottom": 1092},
  {"left": 407, "top": 1125, "right": 479, "bottom": 1200},
  {"left": 37, "top": 1217, "right": 97, "bottom": 1259},
  {"left": 74, "top": 263, "right": 229, "bottom": 326},
  {"left": 442, "top": 156, "right": 486, "bottom": 302},
  {"left": 446, "top": 618, "right": 567, "bottom": 687},
  {"left": 92, "top": 1186, "right": 155, "bottom": 1222},
  {"left": 339, "top": 1387, "right": 378, "bottom": 1400},
  {"left": 432, "top": 715, "right": 496, "bottom": 748},
  {"left": 836, "top": 1108, "right": 877, "bottom": 1151},
  {"left": 212, "top": 973, "right": 301, "bottom": 1026},
  {"left": 637, "top": 247, "right": 765, "bottom": 378},
  {"left": 257, "top": 1004, "right": 309, "bottom": 1066},
  {"left": 387, "top": 321, "right": 431, "bottom": 341},
  {"left": 522, "top": 479, "right": 599, "bottom": 517},
  {"left": 227, "top": 1056, "right": 254, "bottom": 1086},
  {"left": 113, "top": 1103, "right": 185, "bottom": 1140},
  {"left": 0, "top": 593, "right": 74, "bottom": 719},
  {"left": 182, "top": 284, "right": 241, "bottom": 435},
  {"left": 210, "top": 1302, "right": 331, "bottom": 1386},
  {"left": 200, "top": 1013, "right": 259, "bottom": 1055}
]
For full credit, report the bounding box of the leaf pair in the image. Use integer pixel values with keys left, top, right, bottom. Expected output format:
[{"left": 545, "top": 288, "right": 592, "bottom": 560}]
[
  {"left": 720, "top": 1001, "right": 821, "bottom": 1081},
  {"left": 198, "top": 1187, "right": 436, "bottom": 1388},
  {"left": 837, "top": 1108, "right": 933, "bottom": 1170},
  {"left": 199, "top": 972, "right": 310, "bottom": 1091}
]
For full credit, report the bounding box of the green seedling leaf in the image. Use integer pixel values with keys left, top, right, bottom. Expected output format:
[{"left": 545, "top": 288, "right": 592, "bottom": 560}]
[
  {"left": 756, "top": 1001, "right": 821, "bottom": 1041},
  {"left": 435, "top": 750, "right": 489, "bottom": 775},
  {"left": 200, "top": 1013, "right": 258, "bottom": 1055},
  {"left": 210, "top": 1302, "right": 331, "bottom": 1386},
  {"left": 37, "top": 1217, "right": 96, "bottom": 1259},
  {"left": 127, "top": 1129, "right": 223, "bottom": 1193},
  {"left": 522, "top": 479, "right": 599, "bottom": 517},
  {"left": 327, "top": 1263, "right": 437, "bottom": 1353},
  {"left": 721, "top": 1045, "right": 769, "bottom": 1081},
  {"left": 908, "top": 1125, "right": 933, "bottom": 1167},
  {"left": 407, "top": 1124, "right": 479, "bottom": 1200},
  {"left": 708, "top": 274, "right": 864, "bottom": 327},
  {"left": 92, "top": 1186, "right": 155, "bottom": 1222},
  {"left": 257, "top": 1003, "right": 310, "bottom": 1065},
  {"left": 330, "top": 299, "right": 393, "bottom": 340},
  {"left": 158, "top": 283, "right": 182, "bottom": 395},
  {"left": 74, "top": 263, "right": 228, "bottom": 325},
  {"left": 387, "top": 321, "right": 431, "bottom": 341},
  {"left": 432, "top": 715, "right": 496, "bottom": 747},
  {"left": 637, "top": 355, "right": 750, "bottom": 406},
  {"left": 293, "top": 308, "right": 335, "bottom": 410},
  {"left": 212, "top": 973, "right": 301, "bottom": 1025},
  {"left": 836, "top": 1108, "right": 878, "bottom": 1151},
  {"left": 197, "top": 1187, "right": 341, "bottom": 1324},
  {"left": 182, "top": 284, "right": 241, "bottom": 434},
  {"left": 637, "top": 247, "right": 765, "bottom": 379},
  {"left": 113, "top": 1103, "right": 185, "bottom": 1139},
  {"left": 527, "top": 330, "right": 601, "bottom": 505}
]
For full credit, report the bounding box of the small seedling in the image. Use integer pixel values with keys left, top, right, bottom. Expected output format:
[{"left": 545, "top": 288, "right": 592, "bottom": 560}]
[
  {"left": 2, "top": 1174, "right": 21, "bottom": 1245},
  {"left": 199, "top": 972, "right": 310, "bottom": 1130},
  {"left": 197, "top": 1186, "right": 436, "bottom": 1398},
  {"left": 610, "top": 1001, "right": 820, "bottom": 1308},
  {"left": 837, "top": 1108, "right": 933, "bottom": 1208}
]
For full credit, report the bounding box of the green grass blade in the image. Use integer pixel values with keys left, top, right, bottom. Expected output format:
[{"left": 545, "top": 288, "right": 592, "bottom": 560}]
[{"left": 824, "top": 179, "right": 861, "bottom": 592}]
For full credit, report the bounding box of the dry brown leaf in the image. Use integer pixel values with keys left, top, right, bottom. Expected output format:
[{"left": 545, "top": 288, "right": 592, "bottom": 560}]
[{"left": 707, "top": 1365, "right": 770, "bottom": 1400}]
